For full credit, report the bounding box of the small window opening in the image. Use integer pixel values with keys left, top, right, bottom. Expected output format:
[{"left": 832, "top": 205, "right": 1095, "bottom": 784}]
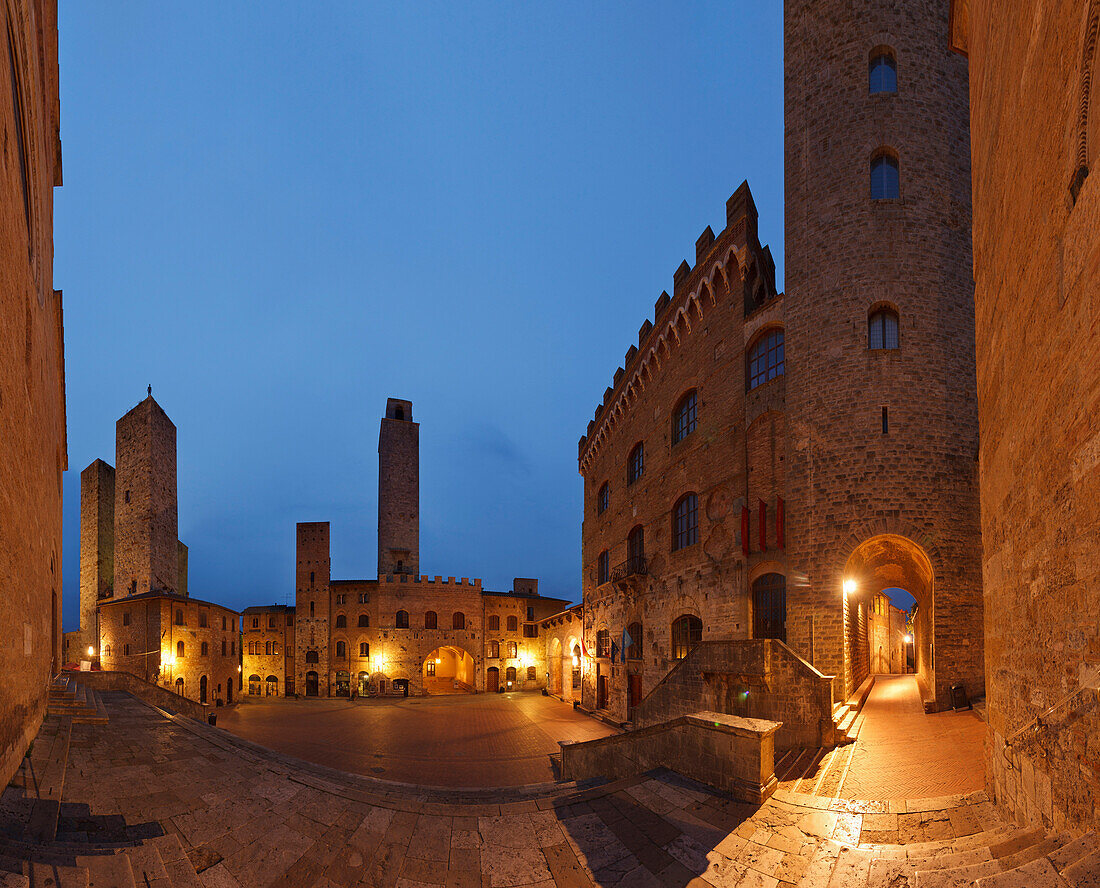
[{"left": 882, "top": 406, "right": 889, "bottom": 435}]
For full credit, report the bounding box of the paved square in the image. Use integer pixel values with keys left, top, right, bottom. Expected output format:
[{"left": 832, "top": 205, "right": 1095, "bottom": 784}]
[{"left": 215, "top": 691, "right": 617, "bottom": 787}]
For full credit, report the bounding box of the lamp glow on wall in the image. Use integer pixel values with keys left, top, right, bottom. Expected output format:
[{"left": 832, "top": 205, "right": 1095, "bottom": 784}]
[
  {"left": 904, "top": 634, "right": 913, "bottom": 643},
  {"left": 87, "top": 646, "right": 95, "bottom": 657},
  {"left": 842, "top": 579, "right": 857, "bottom": 597}
]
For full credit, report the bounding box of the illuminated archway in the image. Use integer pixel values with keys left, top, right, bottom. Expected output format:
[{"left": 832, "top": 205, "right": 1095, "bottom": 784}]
[
  {"left": 549, "top": 637, "right": 563, "bottom": 694},
  {"left": 842, "top": 534, "right": 935, "bottom": 702},
  {"left": 422, "top": 645, "right": 475, "bottom": 694}
]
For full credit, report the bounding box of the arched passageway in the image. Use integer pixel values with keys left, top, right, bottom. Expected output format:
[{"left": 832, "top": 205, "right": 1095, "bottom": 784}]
[
  {"left": 423, "top": 646, "right": 475, "bottom": 694},
  {"left": 843, "top": 534, "right": 934, "bottom": 704}
]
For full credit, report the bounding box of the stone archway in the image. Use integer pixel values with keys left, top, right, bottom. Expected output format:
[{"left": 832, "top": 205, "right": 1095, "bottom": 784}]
[
  {"left": 423, "top": 645, "right": 475, "bottom": 694},
  {"left": 843, "top": 534, "right": 934, "bottom": 704}
]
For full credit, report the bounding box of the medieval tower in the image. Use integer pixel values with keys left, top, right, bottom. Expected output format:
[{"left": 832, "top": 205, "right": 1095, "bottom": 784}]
[
  {"left": 294, "top": 521, "right": 331, "bottom": 697},
  {"left": 113, "top": 396, "right": 181, "bottom": 598},
  {"left": 377, "top": 398, "right": 419, "bottom": 577},
  {"left": 782, "top": 0, "right": 983, "bottom": 708},
  {"left": 77, "top": 459, "right": 114, "bottom": 649}
]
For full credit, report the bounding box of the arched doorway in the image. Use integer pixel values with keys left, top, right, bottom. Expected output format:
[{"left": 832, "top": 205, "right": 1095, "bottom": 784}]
[
  {"left": 570, "top": 644, "right": 582, "bottom": 701},
  {"left": 843, "top": 534, "right": 934, "bottom": 704},
  {"left": 305, "top": 670, "right": 319, "bottom": 697},
  {"left": 357, "top": 671, "right": 370, "bottom": 696},
  {"left": 335, "top": 671, "right": 350, "bottom": 697},
  {"left": 505, "top": 666, "right": 517, "bottom": 690},
  {"left": 265, "top": 675, "right": 279, "bottom": 696},
  {"left": 424, "top": 646, "right": 475, "bottom": 694},
  {"left": 199, "top": 675, "right": 208, "bottom": 704},
  {"left": 549, "top": 638, "right": 562, "bottom": 694},
  {"left": 226, "top": 682, "right": 232, "bottom": 704},
  {"left": 175, "top": 677, "right": 184, "bottom": 696},
  {"left": 248, "top": 674, "right": 261, "bottom": 695},
  {"left": 486, "top": 666, "right": 499, "bottom": 693}
]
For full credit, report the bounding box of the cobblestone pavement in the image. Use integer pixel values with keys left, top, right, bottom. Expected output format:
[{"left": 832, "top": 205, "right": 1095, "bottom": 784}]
[
  {"left": 215, "top": 692, "right": 617, "bottom": 787},
  {"left": 5, "top": 692, "right": 1093, "bottom": 888},
  {"left": 840, "top": 675, "right": 987, "bottom": 801}
]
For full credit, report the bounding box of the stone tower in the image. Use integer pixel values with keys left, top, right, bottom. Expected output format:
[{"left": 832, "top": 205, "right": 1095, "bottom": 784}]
[
  {"left": 377, "top": 398, "right": 419, "bottom": 577},
  {"left": 783, "top": 0, "right": 983, "bottom": 708},
  {"left": 78, "top": 459, "right": 114, "bottom": 647},
  {"left": 294, "top": 522, "right": 331, "bottom": 696},
  {"left": 114, "top": 396, "right": 179, "bottom": 597}
]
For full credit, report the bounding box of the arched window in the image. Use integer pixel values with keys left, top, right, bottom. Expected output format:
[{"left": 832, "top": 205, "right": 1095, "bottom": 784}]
[
  {"left": 396, "top": 610, "right": 409, "bottom": 629},
  {"left": 305, "top": 650, "right": 319, "bottom": 664},
  {"left": 488, "top": 640, "right": 500, "bottom": 658},
  {"left": 752, "top": 573, "right": 787, "bottom": 643},
  {"left": 273, "top": 642, "right": 279, "bottom": 656},
  {"left": 505, "top": 666, "right": 517, "bottom": 685},
  {"left": 265, "top": 675, "right": 278, "bottom": 696},
  {"left": 627, "top": 442, "right": 644, "bottom": 485},
  {"left": 176, "top": 640, "right": 185, "bottom": 659},
  {"left": 672, "top": 390, "right": 697, "bottom": 444},
  {"left": 359, "top": 642, "right": 369, "bottom": 657},
  {"left": 199, "top": 675, "right": 208, "bottom": 704},
  {"left": 868, "top": 308, "right": 899, "bottom": 349},
  {"left": 627, "top": 525, "right": 645, "bottom": 570},
  {"left": 201, "top": 641, "right": 208, "bottom": 656},
  {"left": 488, "top": 614, "right": 500, "bottom": 631},
  {"left": 597, "top": 550, "right": 609, "bottom": 586},
  {"left": 104, "top": 643, "right": 111, "bottom": 659},
  {"left": 453, "top": 612, "right": 466, "bottom": 630},
  {"left": 597, "top": 482, "right": 609, "bottom": 515},
  {"left": 596, "top": 628, "right": 611, "bottom": 658},
  {"left": 626, "top": 621, "right": 643, "bottom": 660},
  {"left": 335, "top": 640, "right": 346, "bottom": 658},
  {"left": 248, "top": 674, "right": 261, "bottom": 695},
  {"left": 871, "top": 153, "right": 900, "bottom": 200},
  {"left": 335, "top": 614, "right": 346, "bottom": 628},
  {"left": 425, "top": 611, "right": 437, "bottom": 629},
  {"left": 358, "top": 614, "right": 369, "bottom": 627},
  {"left": 507, "top": 615, "right": 518, "bottom": 632},
  {"left": 264, "top": 641, "right": 270, "bottom": 655},
  {"left": 672, "top": 493, "right": 698, "bottom": 551},
  {"left": 869, "top": 50, "right": 897, "bottom": 94},
  {"left": 747, "top": 329, "right": 784, "bottom": 390},
  {"left": 671, "top": 614, "right": 703, "bottom": 659},
  {"left": 175, "top": 677, "right": 184, "bottom": 695}
]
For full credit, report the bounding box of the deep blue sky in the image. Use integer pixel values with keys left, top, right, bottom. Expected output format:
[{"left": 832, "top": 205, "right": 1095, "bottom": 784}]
[{"left": 57, "top": 4, "right": 784, "bottom": 629}]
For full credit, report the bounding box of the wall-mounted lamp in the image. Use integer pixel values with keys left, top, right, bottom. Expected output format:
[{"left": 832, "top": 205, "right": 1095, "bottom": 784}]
[
  {"left": 87, "top": 646, "right": 95, "bottom": 657},
  {"left": 904, "top": 634, "right": 913, "bottom": 644},
  {"left": 842, "top": 579, "right": 857, "bottom": 596}
]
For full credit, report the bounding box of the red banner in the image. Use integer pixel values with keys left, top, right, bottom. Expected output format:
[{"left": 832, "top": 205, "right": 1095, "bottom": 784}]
[{"left": 759, "top": 499, "right": 767, "bottom": 552}]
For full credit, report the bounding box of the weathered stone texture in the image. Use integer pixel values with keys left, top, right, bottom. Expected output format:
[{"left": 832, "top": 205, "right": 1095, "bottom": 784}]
[
  {"left": 242, "top": 604, "right": 295, "bottom": 696},
  {"left": 0, "top": 0, "right": 64, "bottom": 791},
  {"left": 952, "top": 0, "right": 1100, "bottom": 833},
  {"left": 294, "top": 521, "right": 332, "bottom": 696},
  {"left": 114, "top": 397, "right": 179, "bottom": 597},
  {"left": 782, "top": 0, "right": 983, "bottom": 708},
  {"left": 77, "top": 459, "right": 114, "bottom": 646}
]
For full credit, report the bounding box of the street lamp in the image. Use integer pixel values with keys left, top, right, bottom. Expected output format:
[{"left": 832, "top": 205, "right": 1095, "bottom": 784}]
[{"left": 842, "top": 579, "right": 857, "bottom": 596}]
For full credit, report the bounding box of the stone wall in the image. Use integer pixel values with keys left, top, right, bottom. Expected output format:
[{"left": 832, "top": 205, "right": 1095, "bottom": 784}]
[
  {"left": 951, "top": 0, "right": 1100, "bottom": 833},
  {"left": 242, "top": 605, "right": 295, "bottom": 696},
  {"left": 295, "top": 522, "right": 332, "bottom": 696},
  {"left": 560, "top": 711, "right": 780, "bottom": 804},
  {"left": 0, "top": 0, "right": 64, "bottom": 792},
  {"left": 782, "top": 0, "right": 984, "bottom": 710},
  {"left": 633, "top": 640, "right": 837, "bottom": 751},
  {"left": 541, "top": 606, "right": 584, "bottom": 701},
  {"left": 74, "top": 669, "right": 211, "bottom": 722},
  {"left": 78, "top": 459, "right": 114, "bottom": 646}
]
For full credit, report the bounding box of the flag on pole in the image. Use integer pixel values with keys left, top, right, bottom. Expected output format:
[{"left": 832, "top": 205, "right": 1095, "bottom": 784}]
[
  {"left": 580, "top": 636, "right": 590, "bottom": 658},
  {"left": 622, "top": 627, "right": 633, "bottom": 663}
]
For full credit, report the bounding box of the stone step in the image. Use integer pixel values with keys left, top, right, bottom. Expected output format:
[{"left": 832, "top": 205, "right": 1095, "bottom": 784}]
[
  {"left": 76, "top": 851, "right": 135, "bottom": 888},
  {"left": 147, "top": 834, "right": 202, "bottom": 888},
  {"left": 1049, "top": 833, "right": 1099, "bottom": 875},
  {"left": 25, "top": 860, "right": 90, "bottom": 888},
  {"left": 123, "top": 841, "right": 172, "bottom": 886},
  {"left": 1062, "top": 847, "right": 1100, "bottom": 885}
]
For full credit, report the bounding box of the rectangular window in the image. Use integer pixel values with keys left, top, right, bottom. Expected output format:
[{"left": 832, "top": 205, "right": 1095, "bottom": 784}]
[
  {"left": 507, "top": 641, "right": 517, "bottom": 658},
  {"left": 882, "top": 406, "right": 889, "bottom": 435},
  {"left": 523, "top": 624, "right": 537, "bottom": 638}
]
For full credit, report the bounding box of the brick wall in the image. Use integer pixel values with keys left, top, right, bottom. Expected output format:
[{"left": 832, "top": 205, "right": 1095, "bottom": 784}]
[
  {"left": 0, "top": 0, "right": 64, "bottom": 791},
  {"left": 783, "top": 0, "right": 983, "bottom": 709},
  {"left": 952, "top": 0, "right": 1100, "bottom": 833},
  {"left": 294, "top": 522, "right": 332, "bottom": 696}
]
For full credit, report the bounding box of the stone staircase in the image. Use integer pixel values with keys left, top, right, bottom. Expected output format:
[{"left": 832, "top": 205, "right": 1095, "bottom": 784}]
[{"left": 46, "top": 676, "right": 108, "bottom": 725}]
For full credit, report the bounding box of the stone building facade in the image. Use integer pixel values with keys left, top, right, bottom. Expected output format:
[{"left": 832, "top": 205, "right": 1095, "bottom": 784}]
[
  {"left": 951, "top": 0, "right": 1100, "bottom": 834},
  {"left": 0, "top": 0, "right": 64, "bottom": 791},
  {"left": 245, "top": 401, "right": 570, "bottom": 699},
  {"left": 575, "top": 0, "right": 984, "bottom": 722},
  {"left": 64, "top": 396, "right": 240, "bottom": 706}
]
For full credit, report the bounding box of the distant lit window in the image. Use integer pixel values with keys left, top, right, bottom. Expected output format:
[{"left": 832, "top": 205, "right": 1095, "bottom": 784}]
[
  {"left": 868, "top": 308, "right": 899, "bottom": 349},
  {"left": 627, "top": 443, "right": 644, "bottom": 485},
  {"left": 671, "top": 614, "right": 702, "bottom": 659},
  {"left": 672, "top": 390, "right": 697, "bottom": 444},
  {"left": 507, "top": 641, "right": 518, "bottom": 658},
  {"left": 596, "top": 629, "right": 610, "bottom": 658},
  {"left": 747, "top": 329, "right": 784, "bottom": 390},
  {"left": 869, "top": 52, "right": 897, "bottom": 94},
  {"left": 489, "top": 640, "right": 500, "bottom": 658},
  {"left": 871, "top": 154, "right": 900, "bottom": 200}
]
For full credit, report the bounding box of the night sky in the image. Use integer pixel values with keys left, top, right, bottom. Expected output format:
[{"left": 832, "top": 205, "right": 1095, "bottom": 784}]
[{"left": 56, "top": 3, "right": 785, "bottom": 628}]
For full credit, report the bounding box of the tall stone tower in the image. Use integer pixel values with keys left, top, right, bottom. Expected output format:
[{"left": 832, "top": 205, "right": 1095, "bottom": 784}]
[
  {"left": 377, "top": 398, "right": 419, "bottom": 577},
  {"left": 114, "top": 396, "right": 179, "bottom": 597},
  {"left": 783, "top": 1, "right": 983, "bottom": 708},
  {"left": 78, "top": 459, "right": 114, "bottom": 646},
  {"left": 294, "top": 522, "right": 331, "bottom": 696}
]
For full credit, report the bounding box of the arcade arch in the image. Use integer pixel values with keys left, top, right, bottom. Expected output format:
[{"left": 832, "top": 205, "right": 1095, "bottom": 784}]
[{"left": 422, "top": 645, "right": 475, "bottom": 694}]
